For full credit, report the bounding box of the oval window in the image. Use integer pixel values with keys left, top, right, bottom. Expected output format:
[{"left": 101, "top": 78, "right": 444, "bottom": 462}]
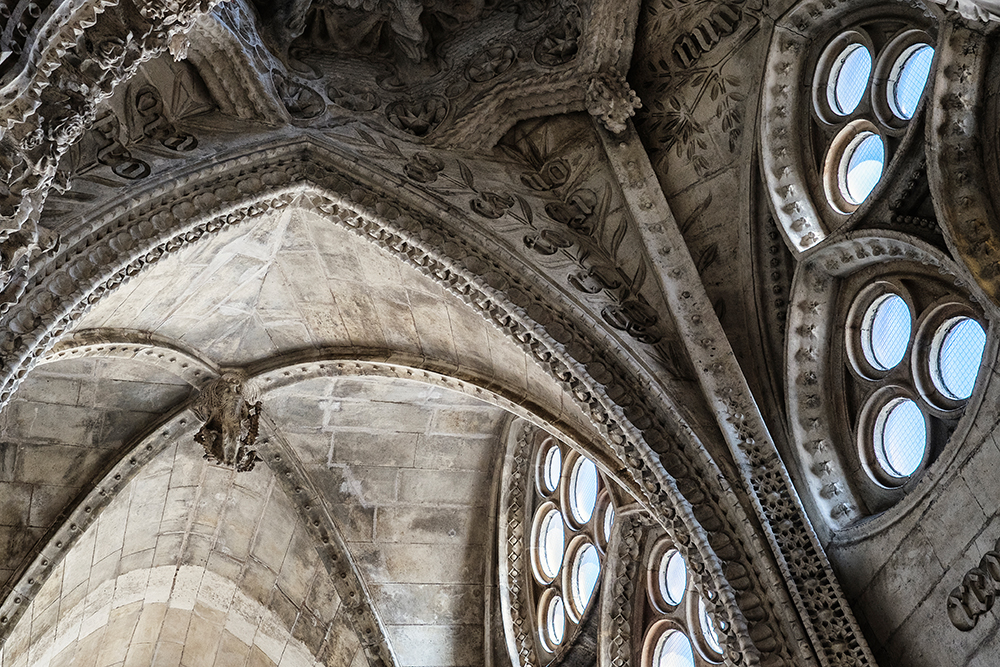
[
  {"left": 874, "top": 397, "right": 926, "bottom": 478},
  {"left": 889, "top": 43, "right": 933, "bottom": 120},
  {"left": 698, "top": 596, "right": 724, "bottom": 655},
  {"left": 932, "top": 317, "right": 986, "bottom": 400},
  {"left": 535, "top": 508, "right": 565, "bottom": 581},
  {"left": 841, "top": 131, "right": 884, "bottom": 205},
  {"left": 545, "top": 594, "right": 566, "bottom": 647},
  {"left": 570, "top": 543, "right": 601, "bottom": 617},
  {"left": 653, "top": 629, "right": 695, "bottom": 667},
  {"left": 569, "top": 457, "right": 599, "bottom": 524},
  {"left": 540, "top": 443, "right": 562, "bottom": 495},
  {"left": 659, "top": 549, "right": 687, "bottom": 606},
  {"left": 861, "top": 294, "right": 911, "bottom": 371},
  {"left": 828, "top": 43, "right": 871, "bottom": 115}
]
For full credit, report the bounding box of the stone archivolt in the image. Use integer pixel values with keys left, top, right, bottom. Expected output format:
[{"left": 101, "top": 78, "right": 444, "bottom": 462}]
[{"left": 3, "top": 1, "right": 1000, "bottom": 667}]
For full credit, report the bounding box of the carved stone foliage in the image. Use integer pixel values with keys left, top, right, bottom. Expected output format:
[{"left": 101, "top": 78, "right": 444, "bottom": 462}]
[
  {"left": 631, "top": 0, "right": 763, "bottom": 181},
  {"left": 213, "top": 0, "right": 638, "bottom": 145},
  {"left": 0, "top": 0, "right": 226, "bottom": 315},
  {"left": 629, "top": 0, "right": 769, "bottom": 391},
  {"left": 43, "top": 58, "right": 216, "bottom": 224},
  {"left": 948, "top": 537, "right": 1000, "bottom": 631},
  {"left": 191, "top": 371, "right": 263, "bottom": 471},
  {"left": 396, "top": 118, "right": 689, "bottom": 367}
]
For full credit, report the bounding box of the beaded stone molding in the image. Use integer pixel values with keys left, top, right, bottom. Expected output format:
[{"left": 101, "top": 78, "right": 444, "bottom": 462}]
[
  {"left": 925, "top": 21, "right": 1000, "bottom": 310},
  {"left": 784, "top": 231, "right": 992, "bottom": 533}
]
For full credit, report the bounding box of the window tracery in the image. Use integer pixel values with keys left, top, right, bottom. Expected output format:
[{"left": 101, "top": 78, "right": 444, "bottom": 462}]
[
  {"left": 640, "top": 535, "right": 724, "bottom": 667},
  {"left": 813, "top": 24, "right": 935, "bottom": 215},
  {"left": 527, "top": 436, "right": 613, "bottom": 657},
  {"left": 839, "top": 270, "right": 990, "bottom": 497},
  {"left": 762, "top": 4, "right": 938, "bottom": 250}
]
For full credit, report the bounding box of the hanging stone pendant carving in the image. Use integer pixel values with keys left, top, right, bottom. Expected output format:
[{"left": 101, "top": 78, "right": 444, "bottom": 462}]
[{"left": 192, "top": 372, "right": 263, "bottom": 472}]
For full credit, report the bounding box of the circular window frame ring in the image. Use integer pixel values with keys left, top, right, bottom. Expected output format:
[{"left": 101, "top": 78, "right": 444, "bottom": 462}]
[
  {"left": 595, "top": 489, "right": 614, "bottom": 551},
  {"left": 646, "top": 537, "right": 688, "bottom": 614},
  {"left": 535, "top": 437, "right": 563, "bottom": 497},
  {"left": 561, "top": 535, "right": 601, "bottom": 623},
  {"left": 845, "top": 280, "right": 915, "bottom": 381},
  {"left": 530, "top": 501, "right": 566, "bottom": 585},
  {"left": 560, "top": 451, "right": 602, "bottom": 530},
  {"left": 872, "top": 29, "right": 935, "bottom": 129},
  {"left": 536, "top": 588, "right": 567, "bottom": 653},
  {"left": 691, "top": 594, "right": 726, "bottom": 663},
  {"left": 641, "top": 621, "right": 695, "bottom": 667},
  {"left": 913, "top": 301, "right": 987, "bottom": 413},
  {"left": 823, "top": 120, "right": 884, "bottom": 214},
  {"left": 812, "top": 30, "right": 874, "bottom": 125},
  {"left": 858, "top": 386, "right": 929, "bottom": 488}
]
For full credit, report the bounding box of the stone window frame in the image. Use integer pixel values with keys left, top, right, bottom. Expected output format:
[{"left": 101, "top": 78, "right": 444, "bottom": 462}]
[
  {"left": 524, "top": 432, "right": 613, "bottom": 660},
  {"left": 761, "top": 0, "right": 937, "bottom": 252},
  {"left": 785, "top": 234, "right": 995, "bottom": 534},
  {"left": 834, "top": 264, "right": 990, "bottom": 503},
  {"left": 637, "top": 531, "right": 725, "bottom": 667}
]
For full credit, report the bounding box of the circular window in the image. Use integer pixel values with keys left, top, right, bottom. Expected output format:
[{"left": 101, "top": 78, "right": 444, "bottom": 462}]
[
  {"left": 889, "top": 43, "right": 933, "bottom": 120},
  {"left": 861, "top": 293, "right": 911, "bottom": 371},
  {"left": 659, "top": 549, "right": 687, "bottom": 606},
  {"left": 874, "top": 397, "right": 926, "bottom": 478},
  {"left": 568, "top": 457, "right": 599, "bottom": 524},
  {"left": 539, "top": 442, "right": 562, "bottom": 495},
  {"left": 569, "top": 542, "right": 601, "bottom": 618},
  {"left": 542, "top": 593, "right": 566, "bottom": 648},
  {"left": 698, "top": 596, "right": 723, "bottom": 655},
  {"left": 651, "top": 629, "right": 695, "bottom": 667},
  {"left": 841, "top": 131, "right": 884, "bottom": 204},
  {"left": 533, "top": 506, "right": 565, "bottom": 582},
  {"left": 932, "top": 317, "right": 986, "bottom": 400},
  {"left": 828, "top": 43, "right": 872, "bottom": 115}
]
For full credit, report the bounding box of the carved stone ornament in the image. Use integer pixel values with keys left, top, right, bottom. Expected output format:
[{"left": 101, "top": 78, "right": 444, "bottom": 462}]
[
  {"left": 0, "top": 0, "right": 227, "bottom": 313},
  {"left": 586, "top": 73, "right": 641, "bottom": 134},
  {"left": 926, "top": 21, "right": 1000, "bottom": 309},
  {"left": 948, "top": 538, "right": 1000, "bottom": 630},
  {"left": 191, "top": 371, "right": 263, "bottom": 472},
  {"left": 932, "top": 0, "right": 1000, "bottom": 21}
]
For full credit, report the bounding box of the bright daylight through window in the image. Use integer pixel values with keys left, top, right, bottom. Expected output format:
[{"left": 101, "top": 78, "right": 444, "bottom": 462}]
[
  {"left": 529, "top": 437, "right": 613, "bottom": 655},
  {"left": 815, "top": 27, "right": 934, "bottom": 213}
]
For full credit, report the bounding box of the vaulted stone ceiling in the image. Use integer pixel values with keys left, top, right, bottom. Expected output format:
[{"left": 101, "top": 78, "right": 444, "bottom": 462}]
[{"left": 0, "top": 204, "right": 613, "bottom": 667}]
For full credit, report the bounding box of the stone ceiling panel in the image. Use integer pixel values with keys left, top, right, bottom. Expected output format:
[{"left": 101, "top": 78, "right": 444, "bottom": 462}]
[
  {"left": 267, "top": 376, "right": 506, "bottom": 667},
  {"left": 0, "top": 358, "right": 191, "bottom": 598},
  {"left": 0, "top": 434, "right": 367, "bottom": 667}
]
